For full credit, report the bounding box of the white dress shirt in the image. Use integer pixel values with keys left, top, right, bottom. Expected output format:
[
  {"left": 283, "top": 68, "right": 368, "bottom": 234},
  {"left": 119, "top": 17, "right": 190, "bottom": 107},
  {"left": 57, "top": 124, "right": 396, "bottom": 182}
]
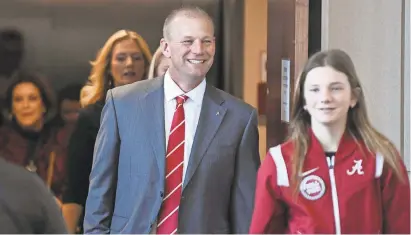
[{"left": 164, "top": 71, "right": 206, "bottom": 181}]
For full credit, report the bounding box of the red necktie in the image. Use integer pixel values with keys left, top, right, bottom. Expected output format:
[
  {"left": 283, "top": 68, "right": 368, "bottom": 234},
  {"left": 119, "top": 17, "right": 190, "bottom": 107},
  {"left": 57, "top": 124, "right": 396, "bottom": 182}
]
[{"left": 157, "top": 95, "right": 188, "bottom": 234}]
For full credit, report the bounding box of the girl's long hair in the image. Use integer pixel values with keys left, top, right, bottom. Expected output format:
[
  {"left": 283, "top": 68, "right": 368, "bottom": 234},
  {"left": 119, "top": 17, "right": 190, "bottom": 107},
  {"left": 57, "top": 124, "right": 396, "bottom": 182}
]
[{"left": 289, "top": 49, "right": 404, "bottom": 191}]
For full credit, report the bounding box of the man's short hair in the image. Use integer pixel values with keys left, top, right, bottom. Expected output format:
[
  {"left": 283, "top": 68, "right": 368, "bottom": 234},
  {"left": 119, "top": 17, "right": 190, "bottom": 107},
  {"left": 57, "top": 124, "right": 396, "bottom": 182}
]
[{"left": 162, "top": 6, "right": 214, "bottom": 41}]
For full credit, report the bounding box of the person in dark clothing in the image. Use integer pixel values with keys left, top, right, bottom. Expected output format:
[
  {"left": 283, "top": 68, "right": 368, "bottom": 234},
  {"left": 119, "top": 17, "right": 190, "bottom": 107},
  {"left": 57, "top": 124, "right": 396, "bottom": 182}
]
[
  {"left": 61, "top": 29, "right": 152, "bottom": 233},
  {"left": 61, "top": 100, "right": 104, "bottom": 233},
  {"left": 0, "top": 71, "right": 68, "bottom": 203},
  {"left": 0, "top": 157, "right": 67, "bottom": 234},
  {"left": 52, "top": 84, "right": 82, "bottom": 155}
]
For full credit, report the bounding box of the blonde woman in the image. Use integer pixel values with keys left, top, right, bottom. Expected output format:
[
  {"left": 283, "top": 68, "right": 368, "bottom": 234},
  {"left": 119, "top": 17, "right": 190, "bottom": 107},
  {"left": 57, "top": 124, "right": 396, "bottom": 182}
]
[
  {"left": 250, "top": 49, "right": 410, "bottom": 234},
  {"left": 61, "top": 29, "right": 152, "bottom": 233},
  {"left": 147, "top": 46, "right": 170, "bottom": 79}
]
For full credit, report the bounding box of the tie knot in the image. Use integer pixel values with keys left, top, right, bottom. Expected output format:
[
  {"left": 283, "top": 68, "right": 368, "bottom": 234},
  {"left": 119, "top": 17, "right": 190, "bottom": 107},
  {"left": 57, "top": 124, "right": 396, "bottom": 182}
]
[{"left": 176, "top": 95, "right": 188, "bottom": 105}]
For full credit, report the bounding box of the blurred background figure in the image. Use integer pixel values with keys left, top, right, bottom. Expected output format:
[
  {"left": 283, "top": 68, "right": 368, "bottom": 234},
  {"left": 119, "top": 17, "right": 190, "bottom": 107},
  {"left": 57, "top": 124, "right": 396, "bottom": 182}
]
[
  {"left": 0, "top": 157, "right": 67, "bottom": 233},
  {"left": 52, "top": 84, "right": 82, "bottom": 170},
  {"left": 0, "top": 71, "right": 68, "bottom": 204},
  {"left": 0, "top": 28, "right": 25, "bottom": 126},
  {"left": 57, "top": 84, "right": 82, "bottom": 127},
  {"left": 0, "top": 28, "right": 24, "bottom": 86},
  {"left": 62, "top": 29, "right": 152, "bottom": 234},
  {"left": 147, "top": 46, "right": 170, "bottom": 79}
]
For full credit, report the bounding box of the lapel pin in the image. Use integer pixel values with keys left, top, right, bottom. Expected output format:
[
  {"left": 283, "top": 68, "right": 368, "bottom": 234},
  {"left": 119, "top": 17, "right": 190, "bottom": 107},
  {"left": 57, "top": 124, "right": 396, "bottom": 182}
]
[{"left": 216, "top": 111, "right": 220, "bottom": 116}]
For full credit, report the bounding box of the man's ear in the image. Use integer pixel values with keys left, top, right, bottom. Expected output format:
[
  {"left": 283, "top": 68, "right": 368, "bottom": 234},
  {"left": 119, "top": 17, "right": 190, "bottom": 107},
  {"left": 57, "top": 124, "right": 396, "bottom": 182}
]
[{"left": 160, "top": 38, "right": 171, "bottom": 58}]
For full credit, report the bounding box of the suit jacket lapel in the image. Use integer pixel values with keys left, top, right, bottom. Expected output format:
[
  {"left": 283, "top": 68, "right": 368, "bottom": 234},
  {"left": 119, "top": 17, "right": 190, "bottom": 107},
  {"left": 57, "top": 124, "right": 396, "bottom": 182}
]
[
  {"left": 140, "top": 77, "right": 166, "bottom": 181},
  {"left": 183, "top": 85, "right": 227, "bottom": 190}
]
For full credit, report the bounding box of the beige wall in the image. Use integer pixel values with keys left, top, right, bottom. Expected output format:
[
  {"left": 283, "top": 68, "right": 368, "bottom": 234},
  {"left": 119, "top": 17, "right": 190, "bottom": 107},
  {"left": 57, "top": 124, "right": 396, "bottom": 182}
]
[
  {"left": 243, "top": 0, "right": 267, "bottom": 159},
  {"left": 323, "top": 0, "right": 408, "bottom": 169}
]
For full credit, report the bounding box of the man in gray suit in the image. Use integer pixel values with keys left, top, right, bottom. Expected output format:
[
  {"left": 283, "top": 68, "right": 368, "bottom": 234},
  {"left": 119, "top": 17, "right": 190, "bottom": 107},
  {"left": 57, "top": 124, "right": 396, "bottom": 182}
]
[{"left": 84, "top": 6, "right": 260, "bottom": 234}]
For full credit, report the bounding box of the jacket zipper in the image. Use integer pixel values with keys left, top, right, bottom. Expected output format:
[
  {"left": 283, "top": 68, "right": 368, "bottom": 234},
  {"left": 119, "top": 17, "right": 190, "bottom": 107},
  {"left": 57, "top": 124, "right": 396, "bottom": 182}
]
[{"left": 326, "top": 156, "right": 341, "bottom": 234}]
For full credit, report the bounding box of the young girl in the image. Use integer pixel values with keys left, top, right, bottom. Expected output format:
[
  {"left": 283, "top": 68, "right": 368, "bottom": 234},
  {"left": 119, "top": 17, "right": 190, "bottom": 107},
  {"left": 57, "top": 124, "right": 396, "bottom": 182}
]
[{"left": 249, "top": 49, "right": 410, "bottom": 234}]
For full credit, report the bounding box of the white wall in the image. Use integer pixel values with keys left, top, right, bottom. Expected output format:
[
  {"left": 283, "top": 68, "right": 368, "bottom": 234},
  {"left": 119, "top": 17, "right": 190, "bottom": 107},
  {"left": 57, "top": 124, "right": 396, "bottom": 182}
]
[{"left": 322, "top": 0, "right": 407, "bottom": 169}]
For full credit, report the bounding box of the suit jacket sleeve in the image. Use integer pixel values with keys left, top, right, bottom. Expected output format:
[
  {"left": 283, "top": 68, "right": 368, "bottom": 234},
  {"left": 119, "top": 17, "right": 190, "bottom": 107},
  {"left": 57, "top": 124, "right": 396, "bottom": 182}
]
[
  {"left": 83, "top": 91, "right": 120, "bottom": 234},
  {"left": 230, "top": 109, "right": 261, "bottom": 233}
]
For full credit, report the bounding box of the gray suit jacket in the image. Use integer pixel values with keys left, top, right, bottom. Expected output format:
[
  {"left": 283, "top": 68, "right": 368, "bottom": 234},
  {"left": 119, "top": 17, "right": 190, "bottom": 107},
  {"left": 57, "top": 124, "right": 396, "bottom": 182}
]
[{"left": 83, "top": 77, "right": 260, "bottom": 234}]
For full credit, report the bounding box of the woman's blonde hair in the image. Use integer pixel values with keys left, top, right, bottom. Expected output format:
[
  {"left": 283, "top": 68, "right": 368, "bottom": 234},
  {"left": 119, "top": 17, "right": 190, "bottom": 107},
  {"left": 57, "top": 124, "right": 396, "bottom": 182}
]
[
  {"left": 79, "top": 84, "right": 95, "bottom": 108},
  {"left": 288, "top": 49, "right": 404, "bottom": 190},
  {"left": 85, "top": 30, "right": 152, "bottom": 107},
  {"left": 147, "top": 46, "right": 165, "bottom": 79}
]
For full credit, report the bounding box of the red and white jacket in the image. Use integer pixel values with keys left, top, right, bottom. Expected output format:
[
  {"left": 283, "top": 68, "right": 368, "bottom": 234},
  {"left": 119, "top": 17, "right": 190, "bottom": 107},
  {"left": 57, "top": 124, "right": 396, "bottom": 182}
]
[{"left": 249, "top": 130, "right": 410, "bottom": 234}]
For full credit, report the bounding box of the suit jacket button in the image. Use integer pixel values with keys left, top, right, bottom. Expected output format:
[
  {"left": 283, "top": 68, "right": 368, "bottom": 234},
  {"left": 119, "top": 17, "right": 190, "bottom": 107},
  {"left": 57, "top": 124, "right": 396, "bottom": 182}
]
[{"left": 160, "top": 191, "right": 164, "bottom": 197}]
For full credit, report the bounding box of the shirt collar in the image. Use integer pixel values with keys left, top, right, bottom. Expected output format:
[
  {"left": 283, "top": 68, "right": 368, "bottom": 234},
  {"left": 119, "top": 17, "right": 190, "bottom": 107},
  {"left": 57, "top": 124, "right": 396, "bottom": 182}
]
[{"left": 164, "top": 70, "right": 206, "bottom": 105}]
